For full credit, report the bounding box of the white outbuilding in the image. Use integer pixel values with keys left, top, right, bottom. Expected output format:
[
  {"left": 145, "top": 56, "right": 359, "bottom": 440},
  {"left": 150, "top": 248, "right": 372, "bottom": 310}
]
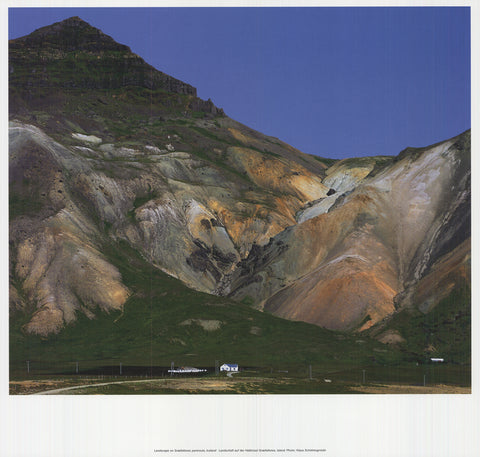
[{"left": 220, "top": 363, "right": 238, "bottom": 372}]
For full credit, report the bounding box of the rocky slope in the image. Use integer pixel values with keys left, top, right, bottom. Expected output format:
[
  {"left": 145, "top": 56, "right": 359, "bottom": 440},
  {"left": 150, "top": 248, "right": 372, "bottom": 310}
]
[
  {"left": 9, "top": 17, "right": 470, "bottom": 351},
  {"left": 231, "top": 133, "right": 470, "bottom": 333}
]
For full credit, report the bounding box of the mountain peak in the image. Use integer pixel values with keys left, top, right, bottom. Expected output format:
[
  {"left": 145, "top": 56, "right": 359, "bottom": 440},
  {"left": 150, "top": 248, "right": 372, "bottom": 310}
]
[
  {"left": 51, "top": 16, "right": 100, "bottom": 31},
  {"left": 9, "top": 16, "right": 198, "bottom": 96},
  {"left": 10, "top": 16, "right": 130, "bottom": 53},
  {"left": 61, "top": 15, "right": 87, "bottom": 23}
]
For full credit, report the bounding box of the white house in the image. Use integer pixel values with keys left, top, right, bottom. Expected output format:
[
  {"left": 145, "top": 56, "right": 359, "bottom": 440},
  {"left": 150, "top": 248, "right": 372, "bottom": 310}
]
[
  {"left": 220, "top": 363, "right": 238, "bottom": 372},
  {"left": 430, "top": 358, "right": 444, "bottom": 363}
]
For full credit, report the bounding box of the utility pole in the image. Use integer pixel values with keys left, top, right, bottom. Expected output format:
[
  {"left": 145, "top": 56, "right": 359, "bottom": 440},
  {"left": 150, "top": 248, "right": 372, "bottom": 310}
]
[
  {"left": 423, "top": 374, "right": 426, "bottom": 387},
  {"left": 362, "top": 369, "right": 366, "bottom": 384},
  {"left": 171, "top": 361, "right": 174, "bottom": 377},
  {"left": 76, "top": 362, "right": 79, "bottom": 374},
  {"left": 26, "top": 361, "right": 30, "bottom": 374},
  {"left": 309, "top": 365, "right": 312, "bottom": 380},
  {"left": 215, "top": 360, "right": 219, "bottom": 376},
  {"left": 120, "top": 363, "right": 122, "bottom": 375}
]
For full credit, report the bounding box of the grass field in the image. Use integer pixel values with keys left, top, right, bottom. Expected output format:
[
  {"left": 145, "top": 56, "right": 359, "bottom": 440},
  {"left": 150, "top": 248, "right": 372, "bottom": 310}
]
[{"left": 10, "top": 363, "right": 471, "bottom": 395}]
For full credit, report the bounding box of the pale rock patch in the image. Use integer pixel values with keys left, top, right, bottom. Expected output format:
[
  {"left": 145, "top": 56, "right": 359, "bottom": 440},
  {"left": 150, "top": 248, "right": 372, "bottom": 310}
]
[
  {"left": 145, "top": 145, "right": 162, "bottom": 154},
  {"left": 179, "top": 319, "right": 223, "bottom": 331},
  {"left": 72, "top": 133, "right": 102, "bottom": 145},
  {"left": 377, "top": 330, "right": 406, "bottom": 345},
  {"left": 250, "top": 326, "right": 262, "bottom": 335}
]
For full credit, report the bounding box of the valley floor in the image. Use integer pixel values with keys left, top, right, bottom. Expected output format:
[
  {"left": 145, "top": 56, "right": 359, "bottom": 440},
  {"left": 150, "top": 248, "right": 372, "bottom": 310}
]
[{"left": 9, "top": 375, "right": 471, "bottom": 395}]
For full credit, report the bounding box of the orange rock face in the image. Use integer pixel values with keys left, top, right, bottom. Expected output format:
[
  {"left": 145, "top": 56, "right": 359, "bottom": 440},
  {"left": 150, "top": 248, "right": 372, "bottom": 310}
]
[{"left": 232, "top": 131, "right": 470, "bottom": 332}]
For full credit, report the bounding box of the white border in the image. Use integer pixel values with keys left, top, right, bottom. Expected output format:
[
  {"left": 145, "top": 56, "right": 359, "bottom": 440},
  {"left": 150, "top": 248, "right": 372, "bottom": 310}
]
[{"left": 1, "top": 2, "right": 479, "bottom": 457}]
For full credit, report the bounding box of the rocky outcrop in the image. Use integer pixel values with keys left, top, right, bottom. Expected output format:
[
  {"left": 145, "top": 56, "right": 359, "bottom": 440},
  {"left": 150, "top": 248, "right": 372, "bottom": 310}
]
[
  {"left": 9, "top": 118, "right": 330, "bottom": 333},
  {"left": 230, "top": 131, "right": 470, "bottom": 331},
  {"left": 10, "top": 121, "right": 469, "bottom": 336},
  {"left": 9, "top": 123, "right": 131, "bottom": 336}
]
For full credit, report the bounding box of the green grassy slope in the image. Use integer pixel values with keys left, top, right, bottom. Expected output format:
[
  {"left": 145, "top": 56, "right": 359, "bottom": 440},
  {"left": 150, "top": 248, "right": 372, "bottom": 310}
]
[
  {"left": 380, "top": 282, "right": 471, "bottom": 364},
  {"left": 10, "top": 239, "right": 405, "bottom": 378}
]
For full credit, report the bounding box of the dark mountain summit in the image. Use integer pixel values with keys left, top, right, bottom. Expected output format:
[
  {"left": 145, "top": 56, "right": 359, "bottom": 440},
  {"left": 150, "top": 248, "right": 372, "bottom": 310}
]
[
  {"left": 10, "top": 16, "right": 130, "bottom": 52},
  {"left": 9, "top": 16, "right": 197, "bottom": 95}
]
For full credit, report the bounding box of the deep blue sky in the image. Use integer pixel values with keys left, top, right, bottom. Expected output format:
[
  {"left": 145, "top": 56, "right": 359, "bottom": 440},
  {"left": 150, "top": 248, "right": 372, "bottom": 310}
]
[{"left": 9, "top": 7, "right": 470, "bottom": 159}]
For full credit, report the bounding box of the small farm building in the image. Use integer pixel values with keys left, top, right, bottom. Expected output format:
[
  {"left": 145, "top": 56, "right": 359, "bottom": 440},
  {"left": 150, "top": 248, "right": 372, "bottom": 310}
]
[{"left": 220, "top": 363, "right": 238, "bottom": 372}]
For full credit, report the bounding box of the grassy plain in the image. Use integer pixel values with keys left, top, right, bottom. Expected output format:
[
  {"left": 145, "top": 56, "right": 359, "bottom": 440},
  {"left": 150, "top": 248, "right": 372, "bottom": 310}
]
[{"left": 10, "top": 363, "right": 471, "bottom": 395}]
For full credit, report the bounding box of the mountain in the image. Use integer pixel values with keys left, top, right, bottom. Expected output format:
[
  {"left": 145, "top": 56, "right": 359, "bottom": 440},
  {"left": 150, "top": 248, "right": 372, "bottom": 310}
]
[
  {"left": 9, "top": 17, "right": 470, "bottom": 366},
  {"left": 232, "top": 134, "right": 470, "bottom": 330},
  {"left": 9, "top": 16, "right": 196, "bottom": 95}
]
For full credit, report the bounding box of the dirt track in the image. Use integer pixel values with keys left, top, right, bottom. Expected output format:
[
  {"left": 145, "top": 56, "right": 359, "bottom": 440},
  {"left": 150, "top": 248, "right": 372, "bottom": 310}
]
[
  {"left": 10, "top": 377, "right": 253, "bottom": 395},
  {"left": 34, "top": 378, "right": 243, "bottom": 395}
]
